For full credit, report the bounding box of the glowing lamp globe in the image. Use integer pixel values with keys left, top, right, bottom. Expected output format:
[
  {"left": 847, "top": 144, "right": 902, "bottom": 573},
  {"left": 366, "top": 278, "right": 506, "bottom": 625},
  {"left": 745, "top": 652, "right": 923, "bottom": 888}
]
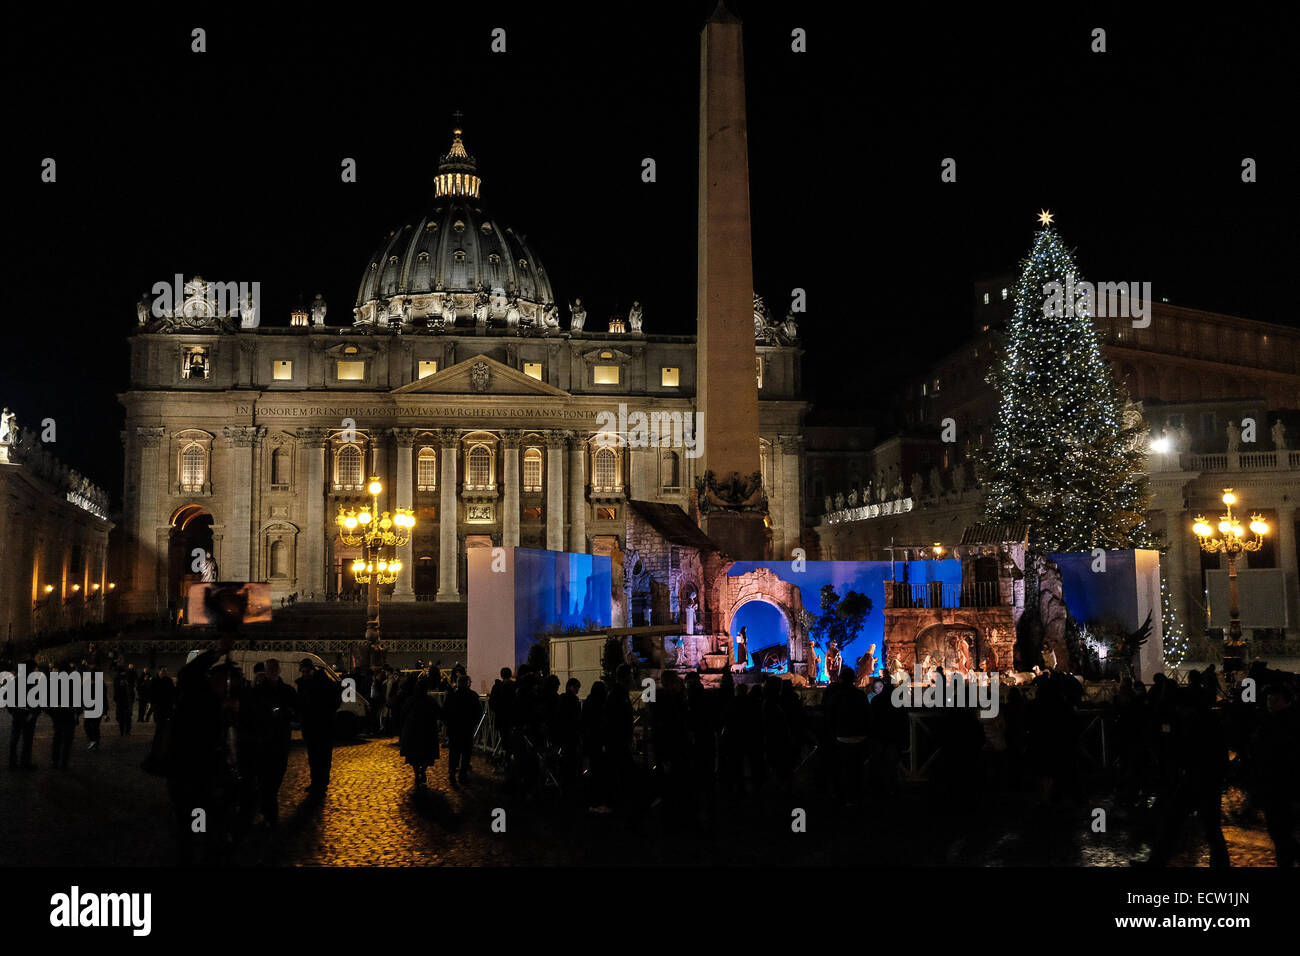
[
  {"left": 1193, "top": 520, "right": 1212, "bottom": 537},
  {"left": 368, "top": 480, "right": 383, "bottom": 496},
  {"left": 344, "top": 516, "right": 358, "bottom": 530},
  {"left": 1150, "top": 437, "right": 1170, "bottom": 454},
  {"left": 1250, "top": 519, "right": 1268, "bottom": 535},
  {"left": 390, "top": 561, "right": 402, "bottom": 573},
  {"left": 1222, "top": 491, "right": 1237, "bottom": 505},
  {"left": 358, "top": 511, "right": 371, "bottom": 525},
  {"left": 352, "top": 559, "right": 365, "bottom": 573},
  {"left": 1231, "top": 524, "right": 1245, "bottom": 537},
  {"left": 1218, "top": 520, "right": 1231, "bottom": 534}
]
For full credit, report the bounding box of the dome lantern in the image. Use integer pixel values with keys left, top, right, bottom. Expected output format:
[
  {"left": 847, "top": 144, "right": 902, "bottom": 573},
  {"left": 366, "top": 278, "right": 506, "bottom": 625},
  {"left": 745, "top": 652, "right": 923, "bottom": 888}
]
[{"left": 434, "top": 121, "right": 481, "bottom": 200}]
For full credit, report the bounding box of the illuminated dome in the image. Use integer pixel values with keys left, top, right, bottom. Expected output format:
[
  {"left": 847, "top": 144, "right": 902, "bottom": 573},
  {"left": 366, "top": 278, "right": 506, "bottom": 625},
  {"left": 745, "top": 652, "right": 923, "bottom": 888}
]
[{"left": 354, "top": 126, "right": 555, "bottom": 328}]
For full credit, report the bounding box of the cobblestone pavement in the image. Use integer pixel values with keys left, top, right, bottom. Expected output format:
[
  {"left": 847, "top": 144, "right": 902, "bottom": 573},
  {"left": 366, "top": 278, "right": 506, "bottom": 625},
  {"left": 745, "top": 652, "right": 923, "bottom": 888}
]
[{"left": 0, "top": 718, "right": 1280, "bottom": 867}]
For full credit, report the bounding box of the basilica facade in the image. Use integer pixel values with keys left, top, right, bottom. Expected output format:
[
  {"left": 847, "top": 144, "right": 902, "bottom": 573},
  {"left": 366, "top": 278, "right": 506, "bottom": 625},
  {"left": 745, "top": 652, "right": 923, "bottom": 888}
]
[{"left": 117, "top": 129, "right": 807, "bottom": 620}]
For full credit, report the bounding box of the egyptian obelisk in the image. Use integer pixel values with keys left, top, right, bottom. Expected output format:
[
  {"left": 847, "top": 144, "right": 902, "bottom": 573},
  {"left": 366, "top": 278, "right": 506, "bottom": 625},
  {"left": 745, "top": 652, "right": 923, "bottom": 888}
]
[{"left": 696, "top": 0, "right": 768, "bottom": 559}]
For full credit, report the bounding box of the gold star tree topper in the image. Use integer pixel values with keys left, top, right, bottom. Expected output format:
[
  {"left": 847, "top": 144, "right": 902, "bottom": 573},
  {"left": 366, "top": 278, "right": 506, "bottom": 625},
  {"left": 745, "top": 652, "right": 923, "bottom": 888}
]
[{"left": 1037, "top": 209, "right": 1055, "bottom": 227}]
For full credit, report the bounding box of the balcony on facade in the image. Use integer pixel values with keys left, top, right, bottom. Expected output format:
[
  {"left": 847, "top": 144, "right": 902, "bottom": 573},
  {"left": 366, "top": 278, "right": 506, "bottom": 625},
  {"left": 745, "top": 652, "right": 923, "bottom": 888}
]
[{"left": 884, "top": 579, "right": 1006, "bottom": 610}]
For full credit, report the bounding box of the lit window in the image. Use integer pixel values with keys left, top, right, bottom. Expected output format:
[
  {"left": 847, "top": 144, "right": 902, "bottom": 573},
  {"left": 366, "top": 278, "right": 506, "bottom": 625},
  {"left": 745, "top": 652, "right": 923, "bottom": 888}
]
[
  {"left": 272, "top": 360, "right": 293, "bottom": 380},
  {"left": 336, "top": 360, "right": 366, "bottom": 381},
  {"left": 982, "top": 292, "right": 990, "bottom": 305},
  {"left": 523, "top": 447, "right": 543, "bottom": 491},
  {"left": 337, "top": 445, "right": 362, "bottom": 488},
  {"left": 593, "top": 365, "right": 620, "bottom": 385},
  {"left": 523, "top": 362, "right": 543, "bottom": 380},
  {"left": 594, "top": 447, "right": 618, "bottom": 490},
  {"left": 417, "top": 447, "right": 437, "bottom": 491},
  {"left": 661, "top": 367, "right": 680, "bottom": 387},
  {"left": 755, "top": 357, "right": 764, "bottom": 389},
  {"left": 418, "top": 360, "right": 438, "bottom": 379},
  {"left": 1000, "top": 288, "right": 1008, "bottom": 300},
  {"left": 467, "top": 445, "right": 492, "bottom": 489},
  {"left": 181, "top": 444, "right": 205, "bottom": 491}
]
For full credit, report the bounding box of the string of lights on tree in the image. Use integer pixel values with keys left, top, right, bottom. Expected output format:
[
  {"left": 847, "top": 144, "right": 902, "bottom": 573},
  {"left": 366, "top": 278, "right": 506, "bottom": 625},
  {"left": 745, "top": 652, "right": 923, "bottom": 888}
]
[
  {"left": 980, "top": 211, "right": 1153, "bottom": 553},
  {"left": 1160, "top": 573, "right": 1188, "bottom": 670}
]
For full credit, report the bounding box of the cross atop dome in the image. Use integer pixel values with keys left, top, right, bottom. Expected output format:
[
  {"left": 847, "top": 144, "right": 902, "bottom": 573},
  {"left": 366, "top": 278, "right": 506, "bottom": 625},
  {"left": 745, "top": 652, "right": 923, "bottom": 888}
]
[{"left": 435, "top": 118, "right": 481, "bottom": 199}]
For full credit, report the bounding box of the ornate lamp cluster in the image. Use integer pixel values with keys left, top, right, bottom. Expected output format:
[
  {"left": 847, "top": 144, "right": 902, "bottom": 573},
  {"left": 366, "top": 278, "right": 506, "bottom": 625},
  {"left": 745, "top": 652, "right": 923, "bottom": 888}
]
[
  {"left": 335, "top": 476, "right": 415, "bottom": 585},
  {"left": 1192, "top": 488, "right": 1268, "bottom": 554},
  {"left": 1192, "top": 488, "right": 1267, "bottom": 669}
]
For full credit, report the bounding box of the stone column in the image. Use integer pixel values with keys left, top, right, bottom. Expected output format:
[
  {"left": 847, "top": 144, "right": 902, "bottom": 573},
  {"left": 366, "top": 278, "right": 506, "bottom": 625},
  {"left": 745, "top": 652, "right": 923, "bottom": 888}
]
[
  {"left": 502, "top": 430, "right": 521, "bottom": 549},
  {"left": 437, "top": 429, "right": 460, "bottom": 601},
  {"left": 299, "top": 428, "right": 329, "bottom": 597},
  {"left": 1277, "top": 505, "right": 1299, "bottom": 638},
  {"left": 568, "top": 431, "right": 587, "bottom": 553},
  {"left": 546, "top": 431, "right": 566, "bottom": 552},
  {"left": 1163, "top": 509, "right": 1192, "bottom": 639},
  {"left": 392, "top": 428, "right": 417, "bottom": 601},
  {"left": 778, "top": 434, "right": 804, "bottom": 559}
]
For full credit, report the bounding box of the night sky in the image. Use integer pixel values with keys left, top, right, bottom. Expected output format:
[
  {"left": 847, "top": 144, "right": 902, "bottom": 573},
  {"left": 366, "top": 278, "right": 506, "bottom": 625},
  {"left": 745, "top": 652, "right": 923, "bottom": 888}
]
[{"left": 4, "top": 5, "right": 1293, "bottom": 507}]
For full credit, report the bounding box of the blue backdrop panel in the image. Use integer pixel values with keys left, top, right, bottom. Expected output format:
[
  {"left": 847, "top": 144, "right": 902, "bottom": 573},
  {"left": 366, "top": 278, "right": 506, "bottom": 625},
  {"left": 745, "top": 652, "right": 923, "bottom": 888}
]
[{"left": 513, "top": 548, "right": 612, "bottom": 667}]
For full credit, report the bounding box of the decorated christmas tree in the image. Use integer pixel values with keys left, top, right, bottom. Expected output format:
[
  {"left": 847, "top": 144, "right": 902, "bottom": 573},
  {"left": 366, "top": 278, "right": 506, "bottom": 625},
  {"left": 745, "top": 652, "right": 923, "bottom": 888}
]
[{"left": 981, "top": 212, "right": 1152, "bottom": 552}]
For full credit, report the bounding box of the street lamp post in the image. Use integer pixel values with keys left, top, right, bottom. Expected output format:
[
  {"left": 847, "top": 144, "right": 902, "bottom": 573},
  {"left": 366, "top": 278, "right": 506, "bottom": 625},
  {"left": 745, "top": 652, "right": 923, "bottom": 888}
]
[
  {"left": 1192, "top": 488, "right": 1268, "bottom": 675},
  {"left": 336, "top": 476, "right": 415, "bottom": 667}
]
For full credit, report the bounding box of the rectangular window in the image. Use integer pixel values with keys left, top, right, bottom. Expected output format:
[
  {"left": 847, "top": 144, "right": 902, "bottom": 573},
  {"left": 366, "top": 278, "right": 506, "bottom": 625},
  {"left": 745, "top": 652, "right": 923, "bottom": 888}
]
[
  {"left": 593, "top": 365, "right": 620, "bottom": 385},
  {"left": 661, "top": 367, "right": 680, "bottom": 387},
  {"left": 272, "top": 360, "right": 293, "bottom": 380},
  {"left": 336, "top": 360, "right": 366, "bottom": 381},
  {"left": 755, "top": 357, "right": 764, "bottom": 389},
  {"left": 523, "top": 362, "right": 543, "bottom": 380},
  {"left": 418, "top": 360, "right": 438, "bottom": 379},
  {"left": 522, "top": 449, "right": 543, "bottom": 491}
]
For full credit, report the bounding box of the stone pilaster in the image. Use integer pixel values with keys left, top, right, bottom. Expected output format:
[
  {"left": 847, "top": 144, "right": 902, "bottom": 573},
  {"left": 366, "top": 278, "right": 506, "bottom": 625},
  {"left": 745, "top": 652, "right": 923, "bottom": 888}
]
[
  {"left": 546, "top": 431, "right": 567, "bottom": 551},
  {"left": 222, "top": 425, "right": 265, "bottom": 581},
  {"left": 132, "top": 426, "right": 165, "bottom": 612},
  {"left": 437, "top": 429, "right": 460, "bottom": 601},
  {"left": 568, "top": 431, "right": 587, "bottom": 553},
  {"left": 298, "top": 427, "right": 329, "bottom": 597},
  {"left": 502, "top": 430, "right": 521, "bottom": 549},
  {"left": 391, "top": 428, "right": 418, "bottom": 600}
]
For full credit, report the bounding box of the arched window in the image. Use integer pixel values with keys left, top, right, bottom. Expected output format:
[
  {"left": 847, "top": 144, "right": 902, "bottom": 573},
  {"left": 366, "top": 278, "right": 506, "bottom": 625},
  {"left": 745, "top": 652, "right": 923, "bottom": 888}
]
[
  {"left": 270, "top": 540, "right": 289, "bottom": 577},
  {"left": 417, "top": 447, "right": 437, "bottom": 491},
  {"left": 181, "top": 444, "right": 205, "bottom": 491},
  {"left": 523, "top": 447, "right": 543, "bottom": 491},
  {"left": 271, "top": 447, "right": 291, "bottom": 487},
  {"left": 661, "top": 451, "right": 680, "bottom": 492},
  {"left": 594, "top": 447, "right": 618, "bottom": 491},
  {"left": 467, "top": 445, "right": 492, "bottom": 489},
  {"left": 337, "top": 444, "right": 362, "bottom": 489}
]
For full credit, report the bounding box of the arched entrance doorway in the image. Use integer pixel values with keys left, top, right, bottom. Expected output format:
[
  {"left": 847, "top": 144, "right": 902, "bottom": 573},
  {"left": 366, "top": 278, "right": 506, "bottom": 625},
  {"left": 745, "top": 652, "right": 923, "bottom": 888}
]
[
  {"left": 168, "top": 505, "right": 213, "bottom": 617},
  {"left": 730, "top": 598, "right": 791, "bottom": 671}
]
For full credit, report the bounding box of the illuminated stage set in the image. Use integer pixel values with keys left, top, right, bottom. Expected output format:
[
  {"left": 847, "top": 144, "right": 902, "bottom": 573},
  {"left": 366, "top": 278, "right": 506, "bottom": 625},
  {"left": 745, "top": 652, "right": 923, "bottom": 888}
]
[{"left": 466, "top": 512, "right": 1165, "bottom": 691}]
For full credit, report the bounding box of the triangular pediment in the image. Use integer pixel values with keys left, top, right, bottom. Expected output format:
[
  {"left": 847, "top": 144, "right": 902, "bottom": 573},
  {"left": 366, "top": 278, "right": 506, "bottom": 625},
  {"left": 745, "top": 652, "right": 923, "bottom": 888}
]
[{"left": 391, "top": 354, "right": 570, "bottom": 397}]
